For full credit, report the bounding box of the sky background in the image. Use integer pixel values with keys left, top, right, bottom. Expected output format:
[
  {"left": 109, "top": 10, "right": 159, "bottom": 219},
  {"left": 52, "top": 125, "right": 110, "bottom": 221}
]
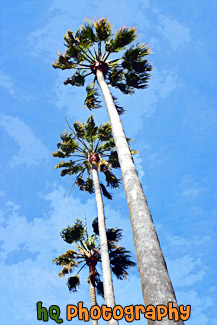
[{"left": 0, "top": 0, "right": 217, "bottom": 324}]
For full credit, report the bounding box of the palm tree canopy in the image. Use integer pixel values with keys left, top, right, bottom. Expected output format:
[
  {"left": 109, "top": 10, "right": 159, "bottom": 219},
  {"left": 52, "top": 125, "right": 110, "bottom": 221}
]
[
  {"left": 53, "top": 218, "right": 136, "bottom": 295},
  {"left": 52, "top": 115, "right": 137, "bottom": 199},
  {"left": 53, "top": 18, "right": 152, "bottom": 112}
]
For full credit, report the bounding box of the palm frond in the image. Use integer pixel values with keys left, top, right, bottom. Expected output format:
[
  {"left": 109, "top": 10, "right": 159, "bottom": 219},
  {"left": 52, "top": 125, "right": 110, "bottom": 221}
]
[
  {"left": 124, "top": 70, "right": 150, "bottom": 90},
  {"left": 92, "top": 217, "right": 99, "bottom": 236},
  {"left": 105, "top": 27, "right": 137, "bottom": 54},
  {"left": 97, "top": 122, "right": 113, "bottom": 142},
  {"left": 61, "top": 219, "right": 86, "bottom": 244},
  {"left": 103, "top": 169, "right": 120, "bottom": 188},
  {"left": 108, "top": 67, "right": 124, "bottom": 86},
  {"left": 52, "top": 150, "right": 67, "bottom": 158},
  {"left": 95, "top": 270, "right": 104, "bottom": 297},
  {"left": 53, "top": 52, "right": 76, "bottom": 70},
  {"left": 111, "top": 95, "right": 125, "bottom": 115},
  {"left": 109, "top": 246, "right": 136, "bottom": 279},
  {"left": 84, "top": 177, "right": 94, "bottom": 194},
  {"left": 100, "top": 183, "right": 112, "bottom": 200},
  {"left": 63, "top": 71, "right": 85, "bottom": 87},
  {"left": 83, "top": 84, "right": 101, "bottom": 110},
  {"left": 85, "top": 115, "right": 98, "bottom": 137},
  {"left": 54, "top": 132, "right": 79, "bottom": 156},
  {"left": 106, "top": 228, "right": 123, "bottom": 245},
  {"left": 75, "top": 20, "right": 97, "bottom": 47},
  {"left": 107, "top": 151, "right": 120, "bottom": 168},
  {"left": 55, "top": 161, "right": 84, "bottom": 177},
  {"left": 67, "top": 275, "right": 80, "bottom": 293},
  {"left": 94, "top": 19, "right": 112, "bottom": 41}
]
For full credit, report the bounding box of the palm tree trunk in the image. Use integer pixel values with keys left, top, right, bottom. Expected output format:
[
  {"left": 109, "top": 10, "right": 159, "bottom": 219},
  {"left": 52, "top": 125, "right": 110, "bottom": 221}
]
[
  {"left": 89, "top": 265, "right": 98, "bottom": 325},
  {"left": 96, "top": 69, "right": 184, "bottom": 325},
  {"left": 91, "top": 165, "right": 118, "bottom": 325}
]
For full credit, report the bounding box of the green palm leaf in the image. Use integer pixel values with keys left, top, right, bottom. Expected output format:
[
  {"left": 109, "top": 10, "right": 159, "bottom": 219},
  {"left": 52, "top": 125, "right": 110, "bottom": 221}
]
[
  {"left": 53, "top": 18, "right": 152, "bottom": 117},
  {"left": 105, "top": 27, "right": 137, "bottom": 53},
  {"left": 63, "top": 71, "right": 85, "bottom": 87},
  {"left": 109, "top": 246, "right": 136, "bottom": 280},
  {"left": 95, "top": 270, "right": 104, "bottom": 297},
  {"left": 61, "top": 219, "right": 86, "bottom": 244},
  {"left": 76, "top": 19, "right": 97, "bottom": 47},
  {"left": 94, "top": 19, "right": 112, "bottom": 42},
  {"left": 53, "top": 116, "right": 124, "bottom": 199},
  {"left": 100, "top": 183, "right": 112, "bottom": 200},
  {"left": 67, "top": 275, "right": 80, "bottom": 293},
  {"left": 53, "top": 218, "right": 135, "bottom": 297},
  {"left": 83, "top": 84, "right": 101, "bottom": 110},
  {"left": 85, "top": 115, "right": 97, "bottom": 137}
]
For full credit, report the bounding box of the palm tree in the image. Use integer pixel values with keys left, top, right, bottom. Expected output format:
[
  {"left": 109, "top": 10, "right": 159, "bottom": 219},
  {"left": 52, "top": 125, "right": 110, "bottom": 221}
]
[
  {"left": 53, "top": 218, "right": 136, "bottom": 325},
  {"left": 52, "top": 115, "right": 136, "bottom": 324},
  {"left": 52, "top": 18, "right": 183, "bottom": 322}
]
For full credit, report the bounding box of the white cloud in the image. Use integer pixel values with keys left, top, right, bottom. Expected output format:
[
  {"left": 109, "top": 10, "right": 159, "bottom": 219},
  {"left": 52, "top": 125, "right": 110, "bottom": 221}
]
[
  {"left": 0, "top": 187, "right": 96, "bottom": 324},
  {"left": 0, "top": 115, "right": 49, "bottom": 167},
  {"left": 0, "top": 184, "right": 216, "bottom": 324},
  {"left": 0, "top": 185, "right": 143, "bottom": 324},
  {"left": 167, "top": 255, "right": 205, "bottom": 288},
  {"left": 178, "top": 289, "right": 214, "bottom": 325},
  {"left": 157, "top": 14, "right": 191, "bottom": 51},
  {"left": 178, "top": 174, "right": 204, "bottom": 199},
  {"left": 133, "top": 154, "right": 145, "bottom": 180},
  {"left": 182, "top": 188, "right": 200, "bottom": 198},
  {"left": 28, "top": 0, "right": 151, "bottom": 62},
  {"left": 0, "top": 70, "right": 16, "bottom": 97}
]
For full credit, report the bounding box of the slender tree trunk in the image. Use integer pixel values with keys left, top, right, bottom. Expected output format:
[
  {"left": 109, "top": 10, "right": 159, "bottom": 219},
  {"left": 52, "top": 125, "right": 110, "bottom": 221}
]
[
  {"left": 91, "top": 165, "right": 118, "bottom": 325},
  {"left": 96, "top": 69, "right": 184, "bottom": 325},
  {"left": 89, "top": 265, "right": 98, "bottom": 325}
]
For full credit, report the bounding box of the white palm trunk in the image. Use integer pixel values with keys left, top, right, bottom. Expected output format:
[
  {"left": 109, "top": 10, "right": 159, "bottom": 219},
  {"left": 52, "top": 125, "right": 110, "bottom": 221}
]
[
  {"left": 91, "top": 165, "right": 118, "bottom": 325},
  {"left": 89, "top": 265, "right": 98, "bottom": 325},
  {"left": 97, "top": 69, "right": 184, "bottom": 325}
]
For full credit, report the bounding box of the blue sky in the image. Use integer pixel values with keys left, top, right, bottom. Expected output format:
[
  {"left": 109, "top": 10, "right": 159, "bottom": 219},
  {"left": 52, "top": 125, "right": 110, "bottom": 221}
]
[{"left": 0, "top": 0, "right": 216, "bottom": 324}]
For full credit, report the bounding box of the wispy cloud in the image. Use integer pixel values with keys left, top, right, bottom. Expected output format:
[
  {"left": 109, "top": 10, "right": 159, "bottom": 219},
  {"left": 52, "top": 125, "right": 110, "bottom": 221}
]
[
  {"left": 178, "top": 289, "right": 214, "bottom": 325},
  {"left": 156, "top": 14, "right": 191, "bottom": 51},
  {"left": 0, "top": 115, "right": 49, "bottom": 167},
  {"left": 0, "top": 70, "right": 16, "bottom": 97},
  {"left": 179, "top": 175, "right": 203, "bottom": 199},
  {"left": 182, "top": 188, "right": 200, "bottom": 198},
  {"left": 28, "top": 0, "right": 151, "bottom": 62},
  {"left": 0, "top": 186, "right": 143, "bottom": 324}
]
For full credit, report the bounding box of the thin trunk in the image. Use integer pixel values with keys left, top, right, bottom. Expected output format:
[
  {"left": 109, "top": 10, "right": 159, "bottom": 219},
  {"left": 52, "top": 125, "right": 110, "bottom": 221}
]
[
  {"left": 96, "top": 69, "right": 184, "bottom": 325},
  {"left": 89, "top": 265, "right": 98, "bottom": 325},
  {"left": 91, "top": 165, "right": 118, "bottom": 325}
]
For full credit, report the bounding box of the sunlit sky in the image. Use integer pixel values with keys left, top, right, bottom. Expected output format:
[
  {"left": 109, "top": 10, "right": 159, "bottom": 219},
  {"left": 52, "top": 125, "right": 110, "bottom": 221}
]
[{"left": 0, "top": 1, "right": 216, "bottom": 324}]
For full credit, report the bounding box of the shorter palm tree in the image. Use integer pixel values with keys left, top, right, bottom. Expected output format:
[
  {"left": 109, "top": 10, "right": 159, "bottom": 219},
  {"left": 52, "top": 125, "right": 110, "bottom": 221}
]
[
  {"left": 52, "top": 115, "right": 136, "bottom": 314},
  {"left": 53, "top": 218, "right": 135, "bottom": 325}
]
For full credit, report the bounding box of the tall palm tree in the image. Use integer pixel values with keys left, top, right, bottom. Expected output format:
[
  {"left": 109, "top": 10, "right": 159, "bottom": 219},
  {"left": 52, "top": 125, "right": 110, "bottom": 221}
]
[
  {"left": 52, "top": 115, "right": 136, "bottom": 325},
  {"left": 53, "top": 218, "right": 136, "bottom": 325},
  {"left": 52, "top": 18, "right": 183, "bottom": 323}
]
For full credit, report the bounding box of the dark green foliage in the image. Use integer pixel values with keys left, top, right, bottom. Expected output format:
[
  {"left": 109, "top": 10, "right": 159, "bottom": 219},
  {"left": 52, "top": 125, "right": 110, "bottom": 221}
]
[
  {"left": 94, "top": 19, "right": 112, "bottom": 42},
  {"left": 53, "top": 218, "right": 135, "bottom": 296},
  {"left": 105, "top": 27, "right": 137, "bottom": 53},
  {"left": 52, "top": 115, "right": 122, "bottom": 198},
  {"left": 84, "top": 84, "right": 101, "bottom": 110},
  {"left": 111, "top": 95, "right": 125, "bottom": 115},
  {"left": 95, "top": 270, "right": 104, "bottom": 297},
  {"left": 67, "top": 275, "right": 80, "bottom": 292},
  {"left": 63, "top": 72, "right": 85, "bottom": 87},
  {"left": 109, "top": 247, "right": 136, "bottom": 280},
  {"left": 53, "top": 18, "right": 152, "bottom": 113},
  {"left": 61, "top": 219, "right": 86, "bottom": 244},
  {"left": 100, "top": 183, "right": 112, "bottom": 200}
]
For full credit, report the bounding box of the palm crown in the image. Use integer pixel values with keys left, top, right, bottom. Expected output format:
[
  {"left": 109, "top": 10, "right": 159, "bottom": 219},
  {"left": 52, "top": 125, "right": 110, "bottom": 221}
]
[
  {"left": 52, "top": 115, "right": 136, "bottom": 199},
  {"left": 53, "top": 218, "right": 136, "bottom": 296},
  {"left": 53, "top": 18, "right": 152, "bottom": 113}
]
